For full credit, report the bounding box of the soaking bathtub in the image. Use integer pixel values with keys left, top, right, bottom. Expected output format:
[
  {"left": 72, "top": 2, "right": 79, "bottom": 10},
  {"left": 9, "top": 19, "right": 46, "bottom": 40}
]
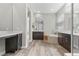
[{"left": 47, "top": 34, "right": 58, "bottom": 44}]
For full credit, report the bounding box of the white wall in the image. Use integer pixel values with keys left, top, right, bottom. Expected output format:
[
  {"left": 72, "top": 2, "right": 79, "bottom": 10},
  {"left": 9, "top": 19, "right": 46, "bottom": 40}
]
[
  {"left": 30, "top": 9, "right": 33, "bottom": 42},
  {"left": 56, "top": 4, "right": 72, "bottom": 32},
  {"left": 64, "top": 13, "right": 71, "bottom": 31},
  {"left": 0, "top": 3, "right": 12, "bottom": 31},
  {"left": 26, "top": 4, "right": 32, "bottom": 47},
  {"left": 26, "top": 4, "right": 29, "bottom": 47},
  {"left": 33, "top": 13, "right": 56, "bottom": 35},
  {"left": 35, "top": 13, "right": 56, "bottom": 35},
  {"left": 56, "top": 6, "right": 65, "bottom": 31},
  {"left": 13, "top": 3, "right": 26, "bottom": 48},
  {"left": 43, "top": 13, "right": 56, "bottom": 35}
]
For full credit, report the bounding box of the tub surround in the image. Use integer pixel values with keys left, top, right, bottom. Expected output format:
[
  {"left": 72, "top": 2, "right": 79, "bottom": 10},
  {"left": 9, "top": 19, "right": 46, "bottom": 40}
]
[
  {"left": 48, "top": 34, "right": 58, "bottom": 44},
  {"left": 43, "top": 34, "right": 58, "bottom": 44},
  {"left": 0, "top": 31, "right": 22, "bottom": 56}
]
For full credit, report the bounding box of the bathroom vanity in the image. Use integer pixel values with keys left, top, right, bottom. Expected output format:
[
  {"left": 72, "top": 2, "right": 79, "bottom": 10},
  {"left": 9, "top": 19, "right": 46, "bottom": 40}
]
[
  {"left": 0, "top": 31, "right": 22, "bottom": 55},
  {"left": 58, "top": 31, "right": 79, "bottom": 52},
  {"left": 58, "top": 32, "right": 71, "bottom": 52},
  {"left": 33, "top": 31, "right": 44, "bottom": 40}
]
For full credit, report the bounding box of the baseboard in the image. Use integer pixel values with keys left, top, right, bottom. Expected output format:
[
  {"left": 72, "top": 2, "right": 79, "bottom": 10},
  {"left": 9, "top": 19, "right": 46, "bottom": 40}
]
[
  {"left": 21, "top": 40, "right": 33, "bottom": 49},
  {"left": 21, "top": 44, "right": 28, "bottom": 48},
  {"left": 0, "top": 51, "right": 5, "bottom": 56},
  {"left": 21, "top": 46, "right": 27, "bottom": 48}
]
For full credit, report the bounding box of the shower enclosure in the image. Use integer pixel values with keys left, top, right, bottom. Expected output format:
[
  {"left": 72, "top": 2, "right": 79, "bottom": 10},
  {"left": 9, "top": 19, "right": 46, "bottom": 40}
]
[
  {"left": 72, "top": 3, "right": 79, "bottom": 56},
  {"left": 56, "top": 3, "right": 72, "bottom": 55},
  {"left": 56, "top": 3, "right": 79, "bottom": 56}
]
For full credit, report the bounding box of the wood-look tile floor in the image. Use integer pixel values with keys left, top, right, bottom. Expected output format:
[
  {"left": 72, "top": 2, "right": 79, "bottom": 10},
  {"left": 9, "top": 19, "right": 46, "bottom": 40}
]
[{"left": 4, "top": 40, "right": 69, "bottom": 56}]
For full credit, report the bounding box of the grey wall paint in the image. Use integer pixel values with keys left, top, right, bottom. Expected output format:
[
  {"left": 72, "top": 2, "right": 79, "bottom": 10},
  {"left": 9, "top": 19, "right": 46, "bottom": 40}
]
[
  {"left": 56, "top": 4, "right": 72, "bottom": 32},
  {"left": 56, "top": 6, "right": 65, "bottom": 31},
  {"left": 0, "top": 3, "right": 12, "bottom": 31},
  {"left": 13, "top": 3, "right": 26, "bottom": 47},
  {"left": 33, "top": 13, "right": 56, "bottom": 35},
  {"left": 43, "top": 13, "right": 56, "bottom": 34}
]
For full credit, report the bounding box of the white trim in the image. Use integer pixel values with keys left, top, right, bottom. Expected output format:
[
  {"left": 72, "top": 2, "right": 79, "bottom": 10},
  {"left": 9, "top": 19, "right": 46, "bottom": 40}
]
[
  {"left": 0, "top": 51, "right": 5, "bottom": 56},
  {"left": 21, "top": 45, "right": 28, "bottom": 48}
]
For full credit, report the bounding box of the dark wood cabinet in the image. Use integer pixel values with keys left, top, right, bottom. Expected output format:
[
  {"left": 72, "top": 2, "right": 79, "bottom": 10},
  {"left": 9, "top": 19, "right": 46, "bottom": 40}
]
[
  {"left": 33, "top": 32, "right": 44, "bottom": 40},
  {"left": 5, "top": 34, "right": 22, "bottom": 53},
  {"left": 5, "top": 35, "right": 18, "bottom": 53},
  {"left": 18, "top": 34, "right": 22, "bottom": 49},
  {"left": 58, "top": 33, "right": 71, "bottom": 52}
]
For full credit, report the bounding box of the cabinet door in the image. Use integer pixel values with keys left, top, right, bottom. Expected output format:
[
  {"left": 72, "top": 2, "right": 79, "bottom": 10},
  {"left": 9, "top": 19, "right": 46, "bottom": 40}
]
[
  {"left": 62, "top": 36, "right": 65, "bottom": 48},
  {"left": 18, "top": 34, "right": 22, "bottom": 49},
  {"left": 58, "top": 33, "right": 63, "bottom": 45},
  {"left": 58, "top": 33, "right": 60, "bottom": 44},
  {"left": 0, "top": 4, "right": 12, "bottom": 31},
  {"left": 63, "top": 34, "right": 71, "bottom": 52},
  {"left": 5, "top": 35, "right": 18, "bottom": 53}
]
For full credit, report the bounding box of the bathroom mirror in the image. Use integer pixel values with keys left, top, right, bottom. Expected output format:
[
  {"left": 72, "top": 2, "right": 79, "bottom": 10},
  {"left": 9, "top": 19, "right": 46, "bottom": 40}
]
[{"left": 33, "top": 13, "right": 44, "bottom": 31}]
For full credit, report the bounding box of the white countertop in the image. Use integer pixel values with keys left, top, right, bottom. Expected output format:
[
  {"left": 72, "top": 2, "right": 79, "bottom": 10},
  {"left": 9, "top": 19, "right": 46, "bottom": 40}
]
[
  {"left": 32, "top": 30, "right": 44, "bottom": 32},
  {"left": 64, "top": 53, "right": 79, "bottom": 56},
  {"left": 0, "top": 31, "right": 22, "bottom": 38},
  {"left": 58, "top": 30, "right": 79, "bottom": 36}
]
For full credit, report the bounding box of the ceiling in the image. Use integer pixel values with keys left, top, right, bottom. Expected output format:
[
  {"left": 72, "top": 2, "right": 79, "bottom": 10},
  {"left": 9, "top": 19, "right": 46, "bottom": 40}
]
[{"left": 30, "top": 3, "right": 65, "bottom": 13}]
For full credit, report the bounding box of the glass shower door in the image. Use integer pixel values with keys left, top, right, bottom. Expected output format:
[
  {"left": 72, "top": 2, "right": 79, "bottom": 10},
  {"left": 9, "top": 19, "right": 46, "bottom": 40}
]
[
  {"left": 56, "top": 3, "right": 72, "bottom": 55},
  {"left": 72, "top": 3, "right": 79, "bottom": 56}
]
